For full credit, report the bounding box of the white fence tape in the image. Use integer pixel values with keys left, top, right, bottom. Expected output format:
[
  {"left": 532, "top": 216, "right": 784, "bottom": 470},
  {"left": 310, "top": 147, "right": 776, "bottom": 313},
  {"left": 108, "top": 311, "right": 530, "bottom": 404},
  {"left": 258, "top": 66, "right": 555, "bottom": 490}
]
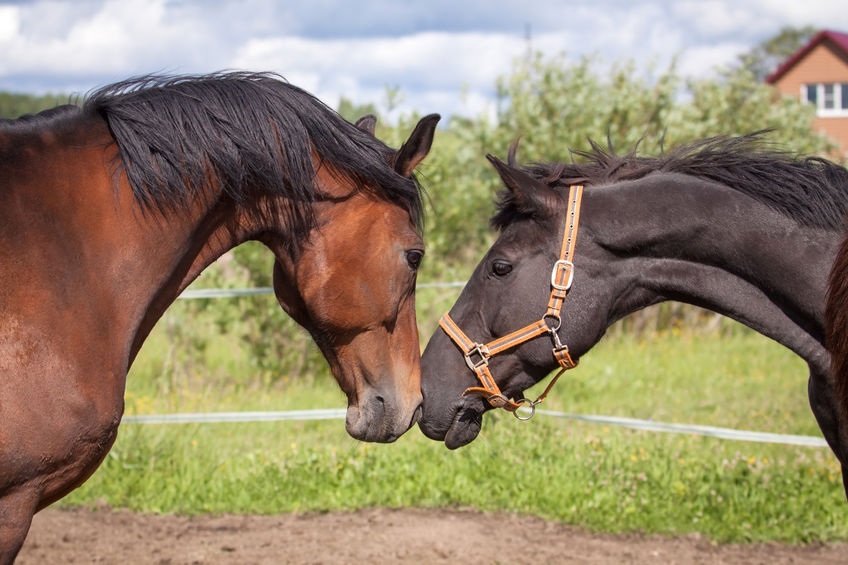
[
  {"left": 179, "top": 287, "right": 275, "bottom": 299},
  {"left": 163, "top": 286, "right": 829, "bottom": 448},
  {"left": 122, "top": 409, "right": 346, "bottom": 424},
  {"left": 534, "top": 410, "right": 828, "bottom": 447},
  {"left": 121, "top": 408, "right": 828, "bottom": 447}
]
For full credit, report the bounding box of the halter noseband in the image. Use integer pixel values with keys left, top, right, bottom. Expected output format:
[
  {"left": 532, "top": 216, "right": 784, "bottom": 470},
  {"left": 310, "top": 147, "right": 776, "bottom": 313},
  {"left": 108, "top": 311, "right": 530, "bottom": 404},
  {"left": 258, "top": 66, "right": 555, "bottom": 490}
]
[{"left": 438, "top": 185, "right": 584, "bottom": 420}]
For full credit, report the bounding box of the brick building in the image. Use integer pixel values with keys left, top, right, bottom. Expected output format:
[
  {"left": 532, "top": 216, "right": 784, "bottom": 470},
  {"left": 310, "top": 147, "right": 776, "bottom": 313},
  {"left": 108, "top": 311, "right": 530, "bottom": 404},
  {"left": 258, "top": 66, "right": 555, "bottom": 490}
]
[{"left": 766, "top": 30, "right": 848, "bottom": 155}]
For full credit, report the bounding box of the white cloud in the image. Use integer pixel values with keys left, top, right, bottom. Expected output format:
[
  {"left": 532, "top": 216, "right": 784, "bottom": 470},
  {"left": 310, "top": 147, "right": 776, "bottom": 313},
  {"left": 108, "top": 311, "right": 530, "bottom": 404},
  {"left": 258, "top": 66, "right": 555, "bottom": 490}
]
[
  {"left": 1, "top": 0, "right": 847, "bottom": 118},
  {"left": 672, "top": 2, "right": 767, "bottom": 38},
  {"left": 0, "top": 0, "right": 218, "bottom": 77},
  {"left": 677, "top": 43, "right": 749, "bottom": 78},
  {"left": 0, "top": 5, "right": 19, "bottom": 42},
  {"left": 754, "top": 0, "right": 848, "bottom": 30},
  {"left": 231, "top": 31, "right": 526, "bottom": 118},
  {"left": 233, "top": 32, "right": 524, "bottom": 87}
]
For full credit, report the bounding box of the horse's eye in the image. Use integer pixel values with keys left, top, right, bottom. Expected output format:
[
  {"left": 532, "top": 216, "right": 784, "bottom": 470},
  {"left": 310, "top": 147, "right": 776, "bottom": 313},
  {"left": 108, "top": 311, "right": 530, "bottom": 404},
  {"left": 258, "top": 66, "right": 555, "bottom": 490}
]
[
  {"left": 492, "top": 261, "right": 513, "bottom": 277},
  {"left": 406, "top": 249, "right": 424, "bottom": 270}
]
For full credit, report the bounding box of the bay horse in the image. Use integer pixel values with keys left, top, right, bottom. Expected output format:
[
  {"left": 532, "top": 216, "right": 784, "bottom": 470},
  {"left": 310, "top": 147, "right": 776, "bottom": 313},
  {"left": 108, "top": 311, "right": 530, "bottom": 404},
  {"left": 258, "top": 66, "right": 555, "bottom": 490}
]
[
  {"left": 0, "top": 72, "right": 438, "bottom": 562},
  {"left": 418, "top": 134, "right": 848, "bottom": 498}
]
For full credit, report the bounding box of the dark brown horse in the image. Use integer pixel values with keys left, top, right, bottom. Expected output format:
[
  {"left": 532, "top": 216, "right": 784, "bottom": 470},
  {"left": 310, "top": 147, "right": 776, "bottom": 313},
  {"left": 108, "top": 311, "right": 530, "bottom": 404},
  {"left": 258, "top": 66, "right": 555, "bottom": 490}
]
[
  {"left": 826, "top": 217, "right": 848, "bottom": 495},
  {"left": 0, "top": 72, "right": 438, "bottom": 562},
  {"left": 419, "top": 135, "right": 848, "bottom": 499}
]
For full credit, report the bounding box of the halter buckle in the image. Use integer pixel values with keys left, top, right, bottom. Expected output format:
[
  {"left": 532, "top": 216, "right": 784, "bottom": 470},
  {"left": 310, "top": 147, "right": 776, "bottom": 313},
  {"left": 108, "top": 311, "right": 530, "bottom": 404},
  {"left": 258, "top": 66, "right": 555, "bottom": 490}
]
[
  {"left": 464, "top": 343, "right": 490, "bottom": 371},
  {"left": 486, "top": 393, "right": 510, "bottom": 409},
  {"left": 551, "top": 260, "right": 575, "bottom": 291}
]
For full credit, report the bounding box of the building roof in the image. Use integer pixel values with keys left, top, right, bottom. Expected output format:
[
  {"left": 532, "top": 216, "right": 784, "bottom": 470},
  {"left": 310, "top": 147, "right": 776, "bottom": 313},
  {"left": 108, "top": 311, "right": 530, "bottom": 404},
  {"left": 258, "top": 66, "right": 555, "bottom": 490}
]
[{"left": 765, "top": 30, "right": 848, "bottom": 84}]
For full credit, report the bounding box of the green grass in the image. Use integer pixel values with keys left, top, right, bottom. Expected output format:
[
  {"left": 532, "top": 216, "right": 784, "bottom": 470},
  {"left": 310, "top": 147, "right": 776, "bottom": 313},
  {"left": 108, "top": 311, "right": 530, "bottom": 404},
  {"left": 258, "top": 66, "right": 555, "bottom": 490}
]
[{"left": 59, "top": 303, "right": 848, "bottom": 544}]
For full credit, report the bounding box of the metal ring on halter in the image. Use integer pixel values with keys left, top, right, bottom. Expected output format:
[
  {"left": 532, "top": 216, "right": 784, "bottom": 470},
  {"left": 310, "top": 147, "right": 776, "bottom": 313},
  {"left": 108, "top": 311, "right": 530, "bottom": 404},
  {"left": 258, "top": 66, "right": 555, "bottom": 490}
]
[
  {"left": 544, "top": 313, "right": 562, "bottom": 332},
  {"left": 513, "top": 397, "right": 536, "bottom": 421}
]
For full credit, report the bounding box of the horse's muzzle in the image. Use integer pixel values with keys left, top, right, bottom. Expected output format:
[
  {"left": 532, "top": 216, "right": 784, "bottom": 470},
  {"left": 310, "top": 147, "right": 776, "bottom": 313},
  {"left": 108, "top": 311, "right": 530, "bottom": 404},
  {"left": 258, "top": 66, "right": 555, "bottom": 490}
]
[
  {"left": 418, "top": 395, "right": 485, "bottom": 449},
  {"left": 345, "top": 390, "right": 422, "bottom": 443}
]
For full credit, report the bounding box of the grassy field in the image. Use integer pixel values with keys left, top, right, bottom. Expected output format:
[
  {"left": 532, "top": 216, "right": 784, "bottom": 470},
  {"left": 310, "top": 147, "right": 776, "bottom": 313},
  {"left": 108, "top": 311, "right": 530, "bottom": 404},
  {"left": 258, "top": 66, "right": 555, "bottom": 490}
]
[{"left": 58, "top": 287, "right": 848, "bottom": 545}]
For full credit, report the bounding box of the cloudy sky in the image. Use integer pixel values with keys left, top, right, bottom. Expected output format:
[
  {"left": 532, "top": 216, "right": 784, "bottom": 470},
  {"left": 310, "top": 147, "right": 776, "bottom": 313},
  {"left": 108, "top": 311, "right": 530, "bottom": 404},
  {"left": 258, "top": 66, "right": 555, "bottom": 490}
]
[{"left": 1, "top": 0, "right": 847, "bottom": 121}]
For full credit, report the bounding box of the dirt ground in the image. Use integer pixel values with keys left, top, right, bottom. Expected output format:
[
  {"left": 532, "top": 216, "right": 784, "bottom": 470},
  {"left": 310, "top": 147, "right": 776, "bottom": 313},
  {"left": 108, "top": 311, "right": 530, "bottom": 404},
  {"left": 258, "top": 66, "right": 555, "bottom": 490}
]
[{"left": 15, "top": 506, "right": 848, "bottom": 565}]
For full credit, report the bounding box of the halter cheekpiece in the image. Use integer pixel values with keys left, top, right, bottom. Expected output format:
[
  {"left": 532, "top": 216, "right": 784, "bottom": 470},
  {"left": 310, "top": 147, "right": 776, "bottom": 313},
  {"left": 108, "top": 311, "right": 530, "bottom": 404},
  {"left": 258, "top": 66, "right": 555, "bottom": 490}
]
[{"left": 439, "top": 185, "right": 584, "bottom": 420}]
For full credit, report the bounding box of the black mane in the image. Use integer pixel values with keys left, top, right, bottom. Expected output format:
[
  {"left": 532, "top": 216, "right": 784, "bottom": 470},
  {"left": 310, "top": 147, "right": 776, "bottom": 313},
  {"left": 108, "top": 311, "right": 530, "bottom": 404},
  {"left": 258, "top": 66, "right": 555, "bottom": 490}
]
[
  {"left": 79, "top": 72, "right": 423, "bottom": 235},
  {"left": 494, "top": 133, "right": 848, "bottom": 231}
]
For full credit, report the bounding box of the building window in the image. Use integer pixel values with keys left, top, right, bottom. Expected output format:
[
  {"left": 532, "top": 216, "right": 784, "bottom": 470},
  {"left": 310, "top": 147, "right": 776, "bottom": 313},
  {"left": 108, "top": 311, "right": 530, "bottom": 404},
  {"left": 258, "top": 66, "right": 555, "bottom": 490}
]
[
  {"left": 825, "top": 84, "right": 835, "bottom": 109},
  {"left": 802, "top": 83, "right": 848, "bottom": 116},
  {"left": 806, "top": 84, "right": 818, "bottom": 106}
]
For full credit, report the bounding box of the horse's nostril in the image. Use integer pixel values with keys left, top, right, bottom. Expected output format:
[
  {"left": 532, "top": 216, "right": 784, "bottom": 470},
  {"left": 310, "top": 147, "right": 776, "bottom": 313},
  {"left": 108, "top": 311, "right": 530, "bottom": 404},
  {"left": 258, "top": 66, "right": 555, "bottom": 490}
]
[{"left": 375, "top": 395, "right": 385, "bottom": 404}]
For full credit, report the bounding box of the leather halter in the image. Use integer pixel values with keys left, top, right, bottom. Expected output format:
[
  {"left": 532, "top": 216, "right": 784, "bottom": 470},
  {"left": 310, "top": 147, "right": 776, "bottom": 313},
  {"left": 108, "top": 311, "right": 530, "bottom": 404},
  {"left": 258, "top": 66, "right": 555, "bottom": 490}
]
[{"left": 438, "top": 185, "right": 584, "bottom": 420}]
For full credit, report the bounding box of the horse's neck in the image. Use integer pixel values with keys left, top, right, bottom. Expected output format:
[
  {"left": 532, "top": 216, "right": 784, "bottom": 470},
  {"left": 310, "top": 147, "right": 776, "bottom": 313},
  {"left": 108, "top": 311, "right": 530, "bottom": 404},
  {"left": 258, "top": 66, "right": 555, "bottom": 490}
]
[
  {"left": 0, "top": 119, "right": 248, "bottom": 371},
  {"left": 585, "top": 173, "right": 839, "bottom": 371}
]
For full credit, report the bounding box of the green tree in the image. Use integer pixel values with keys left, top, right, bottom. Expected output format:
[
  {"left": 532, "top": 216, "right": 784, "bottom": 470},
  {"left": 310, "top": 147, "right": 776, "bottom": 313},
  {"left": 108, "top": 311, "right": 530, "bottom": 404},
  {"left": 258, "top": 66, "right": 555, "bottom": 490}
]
[
  {"left": 0, "top": 92, "right": 70, "bottom": 119},
  {"left": 678, "top": 67, "right": 835, "bottom": 155},
  {"left": 736, "top": 26, "right": 818, "bottom": 81},
  {"left": 336, "top": 96, "right": 378, "bottom": 124},
  {"left": 420, "top": 50, "right": 838, "bottom": 275},
  {"left": 495, "top": 53, "right": 681, "bottom": 159}
]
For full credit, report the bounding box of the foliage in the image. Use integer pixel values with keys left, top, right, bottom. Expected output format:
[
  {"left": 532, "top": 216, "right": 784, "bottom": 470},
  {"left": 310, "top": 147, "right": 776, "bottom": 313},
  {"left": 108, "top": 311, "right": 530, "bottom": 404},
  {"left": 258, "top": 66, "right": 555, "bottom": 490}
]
[
  {"left": 735, "top": 26, "right": 818, "bottom": 82},
  {"left": 679, "top": 66, "right": 836, "bottom": 154},
  {"left": 492, "top": 51, "right": 836, "bottom": 160},
  {"left": 168, "top": 243, "right": 329, "bottom": 387},
  {"left": 336, "top": 96, "right": 378, "bottom": 123},
  {"left": 0, "top": 91, "right": 71, "bottom": 119},
  {"left": 495, "top": 54, "right": 681, "bottom": 159},
  {"left": 421, "top": 51, "right": 838, "bottom": 278}
]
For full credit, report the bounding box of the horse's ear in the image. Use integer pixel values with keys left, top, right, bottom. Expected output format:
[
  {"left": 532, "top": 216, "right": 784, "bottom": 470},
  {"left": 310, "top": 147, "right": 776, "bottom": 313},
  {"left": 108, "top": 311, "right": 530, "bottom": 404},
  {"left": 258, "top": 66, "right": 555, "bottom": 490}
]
[
  {"left": 394, "top": 113, "right": 440, "bottom": 177},
  {"left": 354, "top": 114, "right": 377, "bottom": 136},
  {"left": 507, "top": 137, "right": 521, "bottom": 167},
  {"left": 486, "top": 153, "right": 557, "bottom": 217}
]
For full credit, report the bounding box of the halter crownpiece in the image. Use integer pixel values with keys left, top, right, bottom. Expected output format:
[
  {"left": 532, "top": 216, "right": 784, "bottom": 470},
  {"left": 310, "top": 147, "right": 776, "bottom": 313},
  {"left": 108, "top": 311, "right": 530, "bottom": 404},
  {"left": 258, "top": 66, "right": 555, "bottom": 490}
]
[{"left": 439, "top": 184, "right": 584, "bottom": 420}]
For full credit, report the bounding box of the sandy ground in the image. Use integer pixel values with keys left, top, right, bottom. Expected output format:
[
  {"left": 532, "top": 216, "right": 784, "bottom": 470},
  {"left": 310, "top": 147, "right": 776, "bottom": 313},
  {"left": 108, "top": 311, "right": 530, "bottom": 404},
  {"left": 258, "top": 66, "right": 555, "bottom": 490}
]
[{"left": 15, "top": 506, "right": 848, "bottom": 564}]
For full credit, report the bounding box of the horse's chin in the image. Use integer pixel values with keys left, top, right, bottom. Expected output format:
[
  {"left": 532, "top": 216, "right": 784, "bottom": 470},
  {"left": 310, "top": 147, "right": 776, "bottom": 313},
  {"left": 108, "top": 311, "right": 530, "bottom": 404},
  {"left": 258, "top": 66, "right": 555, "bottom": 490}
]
[{"left": 443, "top": 402, "right": 484, "bottom": 450}]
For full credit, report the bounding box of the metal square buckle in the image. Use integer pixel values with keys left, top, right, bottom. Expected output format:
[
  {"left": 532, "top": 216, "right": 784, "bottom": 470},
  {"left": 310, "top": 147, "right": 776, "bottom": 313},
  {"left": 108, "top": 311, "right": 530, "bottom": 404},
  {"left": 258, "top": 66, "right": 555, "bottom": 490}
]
[
  {"left": 464, "top": 343, "right": 490, "bottom": 371},
  {"left": 551, "top": 259, "right": 575, "bottom": 291}
]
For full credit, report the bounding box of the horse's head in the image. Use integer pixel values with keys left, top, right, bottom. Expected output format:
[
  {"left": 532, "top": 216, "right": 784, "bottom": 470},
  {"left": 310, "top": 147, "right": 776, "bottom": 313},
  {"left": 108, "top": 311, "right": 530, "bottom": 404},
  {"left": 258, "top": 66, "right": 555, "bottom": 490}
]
[
  {"left": 271, "top": 114, "right": 439, "bottom": 443},
  {"left": 419, "top": 149, "right": 616, "bottom": 448}
]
